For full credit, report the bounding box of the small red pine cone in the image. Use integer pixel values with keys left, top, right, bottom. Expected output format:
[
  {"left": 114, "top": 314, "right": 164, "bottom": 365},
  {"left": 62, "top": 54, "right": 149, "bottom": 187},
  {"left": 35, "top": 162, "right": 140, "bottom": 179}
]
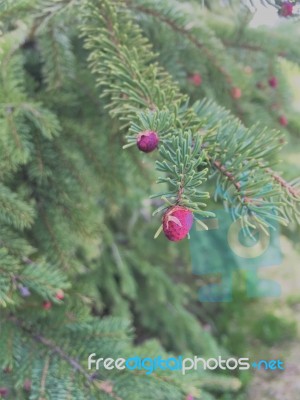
[
  {"left": 55, "top": 289, "right": 64, "bottom": 300},
  {"left": 0, "top": 388, "right": 8, "bottom": 397},
  {"left": 186, "top": 395, "right": 194, "bottom": 400},
  {"left": 23, "top": 380, "right": 31, "bottom": 392},
  {"left": 162, "top": 206, "right": 193, "bottom": 242},
  {"left": 281, "top": 1, "right": 293, "bottom": 17},
  {"left": 231, "top": 87, "right": 242, "bottom": 99},
  {"left": 279, "top": 115, "right": 288, "bottom": 126},
  {"left": 191, "top": 73, "right": 202, "bottom": 86},
  {"left": 136, "top": 130, "right": 159, "bottom": 153},
  {"left": 43, "top": 301, "right": 52, "bottom": 310},
  {"left": 268, "top": 76, "right": 278, "bottom": 88}
]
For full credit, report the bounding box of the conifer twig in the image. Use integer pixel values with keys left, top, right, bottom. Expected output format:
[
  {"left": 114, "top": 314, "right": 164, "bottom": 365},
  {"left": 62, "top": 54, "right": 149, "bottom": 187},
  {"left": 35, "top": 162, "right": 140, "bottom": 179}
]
[
  {"left": 8, "top": 316, "right": 94, "bottom": 383},
  {"left": 125, "top": 0, "right": 234, "bottom": 85},
  {"left": 39, "top": 356, "right": 50, "bottom": 399},
  {"left": 8, "top": 314, "right": 125, "bottom": 399},
  {"left": 264, "top": 167, "right": 300, "bottom": 198},
  {"left": 212, "top": 160, "right": 241, "bottom": 191}
]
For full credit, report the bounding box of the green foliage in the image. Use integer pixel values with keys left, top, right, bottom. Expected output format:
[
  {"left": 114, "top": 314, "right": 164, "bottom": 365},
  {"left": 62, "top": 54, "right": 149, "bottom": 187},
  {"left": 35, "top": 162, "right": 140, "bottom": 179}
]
[
  {"left": 286, "top": 293, "right": 300, "bottom": 307},
  {"left": 252, "top": 313, "right": 297, "bottom": 345},
  {"left": 154, "top": 132, "right": 213, "bottom": 217},
  {"left": 0, "top": 0, "right": 299, "bottom": 398},
  {"left": 82, "top": 0, "right": 299, "bottom": 232}
]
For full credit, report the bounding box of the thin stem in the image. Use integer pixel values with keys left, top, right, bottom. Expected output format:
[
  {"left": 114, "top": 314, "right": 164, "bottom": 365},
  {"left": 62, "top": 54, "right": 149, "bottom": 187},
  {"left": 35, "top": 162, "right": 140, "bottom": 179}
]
[
  {"left": 212, "top": 159, "right": 241, "bottom": 191},
  {"left": 265, "top": 167, "right": 300, "bottom": 198},
  {"left": 222, "top": 40, "right": 287, "bottom": 58},
  {"left": 8, "top": 316, "right": 93, "bottom": 382},
  {"left": 39, "top": 356, "right": 50, "bottom": 399}
]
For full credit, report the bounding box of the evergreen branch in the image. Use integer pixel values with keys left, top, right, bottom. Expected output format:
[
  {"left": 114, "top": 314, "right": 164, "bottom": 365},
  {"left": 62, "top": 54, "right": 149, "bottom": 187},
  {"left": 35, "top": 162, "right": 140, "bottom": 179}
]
[
  {"left": 212, "top": 159, "right": 241, "bottom": 192},
  {"left": 39, "top": 22, "right": 76, "bottom": 90},
  {"left": 18, "top": 257, "right": 70, "bottom": 300},
  {"left": 207, "top": 16, "right": 300, "bottom": 65},
  {"left": 264, "top": 167, "right": 300, "bottom": 199},
  {"left": 64, "top": 122, "right": 106, "bottom": 177},
  {"left": 154, "top": 132, "right": 213, "bottom": 215},
  {"left": 3, "top": 1, "right": 297, "bottom": 398},
  {"left": 194, "top": 99, "right": 292, "bottom": 228},
  {"left": 29, "top": 0, "right": 80, "bottom": 39},
  {"left": 81, "top": 0, "right": 211, "bottom": 215},
  {"left": 39, "top": 207, "right": 70, "bottom": 269},
  {"left": 230, "top": 42, "right": 262, "bottom": 52},
  {"left": 0, "top": 101, "right": 61, "bottom": 141},
  {"left": 81, "top": 0, "right": 184, "bottom": 123},
  {"left": 20, "top": 103, "right": 61, "bottom": 139},
  {"left": 0, "top": 229, "right": 34, "bottom": 258},
  {"left": 126, "top": 0, "right": 234, "bottom": 85},
  {"left": 222, "top": 39, "right": 285, "bottom": 55},
  {"left": 0, "top": 250, "right": 70, "bottom": 306},
  {"left": 0, "top": 184, "right": 35, "bottom": 230},
  {"left": 52, "top": 142, "right": 90, "bottom": 193},
  {"left": 8, "top": 316, "right": 95, "bottom": 384},
  {"left": 39, "top": 356, "right": 50, "bottom": 398},
  {"left": 6, "top": 111, "right": 24, "bottom": 149},
  {"left": 0, "top": 21, "right": 29, "bottom": 72},
  {"left": 81, "top": 0, "right": 298, "bottom": 232}
]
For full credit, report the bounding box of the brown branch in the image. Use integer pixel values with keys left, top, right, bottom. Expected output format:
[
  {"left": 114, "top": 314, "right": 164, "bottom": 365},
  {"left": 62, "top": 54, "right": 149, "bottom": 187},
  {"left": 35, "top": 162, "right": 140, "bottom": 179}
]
[
  {"left": 222, "top": 40, "right": 287, "bottom": 58},
  {"left": 265, "top": 167, "right": 300, "bottom": 198},
  {"left": 212, "top": 159, "right": 300, "bottom": 204},
  {"left": 212, "top": 160, "right": 241, "bottom": 191},
  {"left": 39, "top": 356, "right": 50, "bottom": 400},
  {"left": 223, "top": 40, "right": 263, "bottom": 52}
]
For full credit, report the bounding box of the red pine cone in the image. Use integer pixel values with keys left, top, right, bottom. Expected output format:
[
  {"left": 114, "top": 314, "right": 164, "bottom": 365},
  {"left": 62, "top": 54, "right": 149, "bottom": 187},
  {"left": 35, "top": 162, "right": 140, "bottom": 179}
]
[
  {"left": 23, "top": 380, "right": 31, "bottom": 392},
  {"left": 231, "top": 87, "right": 242, "bottom": 99},
  {"left": 0, "top": 388, "right": 8, "bottom": 397},
  {"left": 281, "top": 1, "right": 293, "bottom": 17},
  {"left": 191, "top": 73, "right": 202, "bottom": 86},
  {"left": 268, "top": 76, "right": 278, "bottom": 88},
  {"left": 43, "top": 301, "right": 52, "bottom": 310},
  {"left": 136, "top": 130, "right": 159, "bottom": 153},
  {"left": 162, "top": 206, "right": 193, "bottom": 242},
  {"left": 55, "top": 289, "right": 64, "bottom": 300},
  {"left": 186, "top": 395, "right": 194, "bottom": 400},
  {"left": 279, "top": 115, "right": 288, "bottom": 126}
]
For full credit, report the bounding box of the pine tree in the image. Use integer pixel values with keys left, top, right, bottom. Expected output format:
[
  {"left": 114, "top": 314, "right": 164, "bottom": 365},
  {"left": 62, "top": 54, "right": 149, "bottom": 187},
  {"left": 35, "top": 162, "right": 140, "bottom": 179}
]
[{"left": 0, "top": 0, "right": 299, "bottom": 399}]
